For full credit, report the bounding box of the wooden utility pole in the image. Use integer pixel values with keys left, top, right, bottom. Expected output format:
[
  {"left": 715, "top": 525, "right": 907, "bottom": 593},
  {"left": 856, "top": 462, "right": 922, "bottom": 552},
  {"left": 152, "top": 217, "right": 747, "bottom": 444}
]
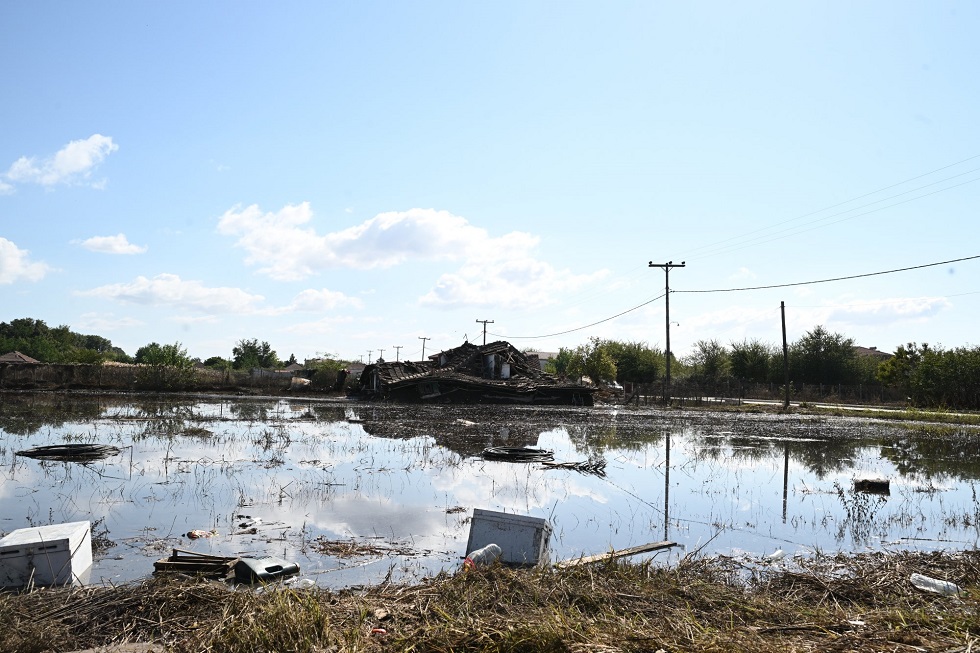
[
  {"left": 476, "top": 319, "right": 494, "bottom": 345},
  {"left": 367, "top": 350, "right": 373, "bottom": 364},
  {"left": 781, "top": 301, "right": 790, "bottom": 409},
  {"left": 418, "top": 336, "right": 429, "bottom": 361},
  {"left": 393, "top": 345, "right": 402, "bottom": 362},
  {"left": 649, "top": 261, "right": 685, "bottom": 404}
]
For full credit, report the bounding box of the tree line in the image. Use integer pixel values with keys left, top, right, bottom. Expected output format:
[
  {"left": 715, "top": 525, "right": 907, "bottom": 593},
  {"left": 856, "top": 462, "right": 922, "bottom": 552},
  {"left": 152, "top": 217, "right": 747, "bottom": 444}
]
[
  {"left": 548, "top": 326, "right": 980, "bottom": 410},
  {"left": 0, "top": 318, "right": 342, "bottom": 374},
  {"left": 3, "top": 317, "right": 978, "bottom": 409}
]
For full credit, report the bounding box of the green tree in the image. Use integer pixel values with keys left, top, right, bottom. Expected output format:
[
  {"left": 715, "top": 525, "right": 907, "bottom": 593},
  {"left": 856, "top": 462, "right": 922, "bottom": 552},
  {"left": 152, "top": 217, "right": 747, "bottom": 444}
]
[
  {"left": 547, "top": 348, "right": 576, "bottom": 377},
  {"left": 0, "top": 317, "right": 129, "bottom": 363},
  {"left": 232, "top": 338, "right": 280, "bottom": 370},
  {"left": 133, "top": 342, "right": 194, "bottom": 390},
  {"left": 685, "top": 339, "right": 730, "bottom": 385},
  {"left": 789, "top": 325, "right": 857, "bottom": 385},
  {"left": 135, "top": 342, "right": 193, "bottom": 368},
  {"left": 202, "top": 356, "right": 232, "bottom": 370},
  {"left": 567, "top": 337, "right": 617, "bottom": 385},
  {"left": 603, "top": 340, "right": 662, "bottom": 384},
  {"left": 730, "top": 338, "right": 777, "bottom": 383}
]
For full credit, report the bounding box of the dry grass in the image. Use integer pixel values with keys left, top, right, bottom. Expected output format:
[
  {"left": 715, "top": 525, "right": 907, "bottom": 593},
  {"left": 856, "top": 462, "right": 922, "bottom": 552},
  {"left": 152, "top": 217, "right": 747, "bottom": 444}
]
[{"left": 1, "top": 550, "right": 979, "bottom": 652}]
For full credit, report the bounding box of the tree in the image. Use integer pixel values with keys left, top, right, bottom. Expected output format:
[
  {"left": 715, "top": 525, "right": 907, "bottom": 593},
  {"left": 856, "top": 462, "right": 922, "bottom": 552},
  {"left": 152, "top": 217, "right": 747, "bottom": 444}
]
[
  {"left": 203, "top": 356, "right": 232, "bottom": 370},
  {"left": 547, "top": 348, "right": 576, "bottom": 377},
  {"left": 603, "top": 340, "right": 662, "bottom": 384},
  {"left": 567, "top": 337, "right": 617, "bottom": 385},
  {"left": 0, "top": 317, "right": 128, "bottom": 363},
  {"left": 686, "top": 339, "right": 730, "bottom": 385},
  {"left": 232, "top": 338, "right": 280, "bottom": 370},
  {"left": 133, "top": 341, "right": 194, "bottom": 390},
  {"left": 730, "top": 339, "right": 776, "bottom": 383},
  {"left": 134, "top": 342, "right": 193, "bottom": 368},
  {"left": 789, "top": 326, "right": 857, "bottom": 385}
]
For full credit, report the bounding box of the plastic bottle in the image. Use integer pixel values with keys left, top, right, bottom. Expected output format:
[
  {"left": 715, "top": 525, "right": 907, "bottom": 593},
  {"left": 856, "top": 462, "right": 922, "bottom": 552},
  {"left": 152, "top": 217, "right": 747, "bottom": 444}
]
[
  {"left": 909, "top": 573, "right": 961, "bottom": 596},
  {"left": 463, "top": 543, "right": 502, "bottom": 570}
]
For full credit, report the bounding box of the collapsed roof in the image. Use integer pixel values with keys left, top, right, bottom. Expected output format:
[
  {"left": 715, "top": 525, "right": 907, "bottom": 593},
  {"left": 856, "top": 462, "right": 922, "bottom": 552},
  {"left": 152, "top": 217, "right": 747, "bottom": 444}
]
[{"left": 357, "top": 341, "right": 594, "bottom": 406}]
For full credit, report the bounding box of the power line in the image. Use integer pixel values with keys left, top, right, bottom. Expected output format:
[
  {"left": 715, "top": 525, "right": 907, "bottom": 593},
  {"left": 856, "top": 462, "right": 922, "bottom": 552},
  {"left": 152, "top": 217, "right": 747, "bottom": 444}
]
[
  {"left": 489, "top": 293, "right": 666, "bottom": 340},
  {"left": 681, "top": 154, "right": 980, "bottom": 261},
  {"left": 489, "top": 254, "right": 978, "bottom": 341},
  {"left": 687, "top": 175, "right": 980, "bottom": 261},
  {"left": 677, "top": 254, "right": 980, "bottom": 294}
]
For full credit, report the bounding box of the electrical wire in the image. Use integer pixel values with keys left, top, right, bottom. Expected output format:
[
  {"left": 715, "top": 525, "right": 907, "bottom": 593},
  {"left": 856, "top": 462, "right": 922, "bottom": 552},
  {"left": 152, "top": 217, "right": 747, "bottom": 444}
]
[
  {"left": 488, "top": 293, "right": 666, "bottom": 340},
  {"left": 686, "top": 175, "right": 980, "bottom": 261},
  {"left": 489, "top": 255, "right": 978, "bottom": 341},
  {"left": 676, "top": 254, "right": 980, "bottom": 294},
  {"left": 680, "top": 154, "right": 980, "bottom": 261}
]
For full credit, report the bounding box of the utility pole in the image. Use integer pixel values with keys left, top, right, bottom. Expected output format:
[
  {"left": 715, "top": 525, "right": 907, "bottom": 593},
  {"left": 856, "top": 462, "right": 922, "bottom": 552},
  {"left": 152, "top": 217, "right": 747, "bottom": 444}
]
[
  {"left": 367, "top": 350, "right": 373, "bottom": 365},
  {"left": 649, "top": 261, "right": 685, "bottom": 404},
  {"left": 781, "top": 301, "right": 790, "bottom": 409},
  {"left": 418, "top": 336, "right": 429, "bottom": 361},
  {"left": 475, "top": 319, "right": 494, "bottom": 345},
  {"left": 378, "top": 348, "right": 385, "bottom": 362},
  {"left": 393, "top": 345, "right": 402, "bottom": 362}
]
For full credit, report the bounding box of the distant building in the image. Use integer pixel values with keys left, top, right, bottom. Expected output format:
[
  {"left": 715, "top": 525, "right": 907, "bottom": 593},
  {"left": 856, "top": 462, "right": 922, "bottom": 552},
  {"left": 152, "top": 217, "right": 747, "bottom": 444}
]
[
  {"left": 524, "top": 350, "right": 559, "bottom": 372},
  {"left": 0, "top": 351, "right": 40, "bottom": 364},
  {"left": 853, "top": 346, "right": 893, "bottom": 361}
]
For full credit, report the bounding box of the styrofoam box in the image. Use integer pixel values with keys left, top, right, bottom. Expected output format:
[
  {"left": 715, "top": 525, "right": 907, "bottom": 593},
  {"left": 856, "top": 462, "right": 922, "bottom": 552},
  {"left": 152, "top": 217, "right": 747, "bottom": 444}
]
[
  {"left": 0, "top": 521, "right": 92, "bottom": 588},
  {"left": 466, "top": 508, "right": 552, "bottom": 567}
]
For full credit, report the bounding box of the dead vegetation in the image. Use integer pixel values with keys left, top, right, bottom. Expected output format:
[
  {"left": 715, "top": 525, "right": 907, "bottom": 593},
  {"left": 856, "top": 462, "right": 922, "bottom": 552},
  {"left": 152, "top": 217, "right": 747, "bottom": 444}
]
[{"left": 1, "top": 550, "right": 979, "bottom": 652}]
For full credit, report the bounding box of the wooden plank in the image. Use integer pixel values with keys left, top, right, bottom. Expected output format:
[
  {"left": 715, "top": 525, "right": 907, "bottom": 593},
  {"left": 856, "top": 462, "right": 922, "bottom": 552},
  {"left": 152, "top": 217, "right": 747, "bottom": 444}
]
[{"left": 557, "top": 540, "right": 677, "bottom": 568}]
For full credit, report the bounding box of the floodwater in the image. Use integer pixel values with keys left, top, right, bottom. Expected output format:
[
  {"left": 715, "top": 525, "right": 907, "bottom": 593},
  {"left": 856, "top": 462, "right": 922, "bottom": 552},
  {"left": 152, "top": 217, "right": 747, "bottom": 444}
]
[{"left": 2, "top": 393, "right": 980, "bottom": 588}]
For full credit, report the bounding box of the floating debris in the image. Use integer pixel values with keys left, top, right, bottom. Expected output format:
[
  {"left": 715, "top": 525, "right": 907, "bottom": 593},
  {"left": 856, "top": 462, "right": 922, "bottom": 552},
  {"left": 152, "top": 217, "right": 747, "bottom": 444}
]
[
  {"left": 541, "top": 458, "right": 607, "bottom": 476},
  {"left": 15, "top": 443, "right": 121, "bottom": 462},
  {"left": 153, "top": 549, "right": 238, "bottom": 580},
  {"left": 854, "top": 478, "right": 891, "bottom": 495},
  {"left": 482, "top": 446, "right": 554, "bottom": 462}
]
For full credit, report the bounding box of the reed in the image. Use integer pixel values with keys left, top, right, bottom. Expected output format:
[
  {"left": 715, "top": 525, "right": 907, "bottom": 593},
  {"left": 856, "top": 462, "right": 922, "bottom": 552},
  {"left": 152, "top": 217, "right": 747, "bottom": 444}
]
[{"left": 1, "top": 550, "right": 977, "bottom": 652}]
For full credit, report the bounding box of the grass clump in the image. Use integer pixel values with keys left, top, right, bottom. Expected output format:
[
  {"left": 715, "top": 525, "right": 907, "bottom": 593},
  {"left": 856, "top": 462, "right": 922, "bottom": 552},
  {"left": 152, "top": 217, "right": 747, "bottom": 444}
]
[{"left": 1, "top": 551, "right": 979, "bottom": 652}]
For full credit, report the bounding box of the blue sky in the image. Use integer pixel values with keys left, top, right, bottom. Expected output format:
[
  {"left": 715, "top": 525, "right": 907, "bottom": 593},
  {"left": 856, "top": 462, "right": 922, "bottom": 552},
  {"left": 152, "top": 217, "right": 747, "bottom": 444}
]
[{"left": 2, "top": 2, "right": 978, "bottom": 364}]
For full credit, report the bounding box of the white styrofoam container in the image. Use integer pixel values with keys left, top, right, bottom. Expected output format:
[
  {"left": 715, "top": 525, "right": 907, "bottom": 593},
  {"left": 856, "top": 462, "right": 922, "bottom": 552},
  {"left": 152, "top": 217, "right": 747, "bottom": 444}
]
[
  {"left": 0, "top": 521, "right": 93, "bottom": 588},
  {"left": 466, "top": 508, "right": 552, "bottom": 567}
]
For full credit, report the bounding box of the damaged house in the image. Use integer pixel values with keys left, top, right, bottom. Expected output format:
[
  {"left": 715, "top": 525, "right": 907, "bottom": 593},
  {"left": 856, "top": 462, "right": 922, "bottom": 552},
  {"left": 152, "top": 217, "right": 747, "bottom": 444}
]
[{"left": 357, "top": 341, "right": 594, "bottom": 406}]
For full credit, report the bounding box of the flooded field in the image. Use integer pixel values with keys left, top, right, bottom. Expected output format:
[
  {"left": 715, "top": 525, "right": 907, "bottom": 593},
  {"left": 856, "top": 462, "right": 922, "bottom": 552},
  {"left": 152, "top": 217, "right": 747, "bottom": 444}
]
[{"left": 2, "top": 393, "right": 980, "bottom": 589}]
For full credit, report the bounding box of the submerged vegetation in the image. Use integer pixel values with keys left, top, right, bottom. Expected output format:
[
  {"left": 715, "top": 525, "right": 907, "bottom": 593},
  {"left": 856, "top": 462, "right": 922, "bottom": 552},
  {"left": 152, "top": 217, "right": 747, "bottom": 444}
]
[{"left": 1, "top": 551, "right": 978, "bottom": 652}]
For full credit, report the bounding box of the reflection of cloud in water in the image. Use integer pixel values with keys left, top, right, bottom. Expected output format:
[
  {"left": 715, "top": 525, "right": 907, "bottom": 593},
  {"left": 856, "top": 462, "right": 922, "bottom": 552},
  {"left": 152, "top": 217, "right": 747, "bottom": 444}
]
[
  {"left": 298, "top": 495, "right": 450, "bottom": 540},
  {"left": 8, "top": 396, "right": 980, "bottom": 586}
]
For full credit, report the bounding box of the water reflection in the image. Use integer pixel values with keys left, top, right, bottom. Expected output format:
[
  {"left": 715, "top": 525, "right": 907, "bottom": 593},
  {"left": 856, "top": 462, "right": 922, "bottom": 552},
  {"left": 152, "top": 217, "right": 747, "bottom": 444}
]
[{"left": 2, "top": 394, "right": 979, "bottom": 589}]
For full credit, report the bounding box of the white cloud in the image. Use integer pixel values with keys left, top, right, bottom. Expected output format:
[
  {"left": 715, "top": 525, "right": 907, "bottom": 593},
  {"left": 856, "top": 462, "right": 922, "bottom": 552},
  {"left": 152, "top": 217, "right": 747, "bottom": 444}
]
[
  {"left": 216, "top": 204, "right": 539, "bottom": 280},
  {"left": 216, "top": 203, "right": 607, "bottom": 308},
  {"left": 76, "top": 233, "right": 147, "bottom": 255},
  {"left": 255, "top": 288, "right": 364, "bottom": 316},
  {"left": 823, "top": 296, "right": 951, "bottom": 325},
  {"left": 280, "top": 315, "right": 356, "bottom": 336},
  {"left": 728, "top": 267, "right": 758, "bottom": 282},
  {"left": 77, "top": 273, "right": 265, "bottom": 314},
  {"left": 0, "top": 180, "right": 13, "bottom": 195},
  {"left": 419, "top": 258, "right": 607, "bottom": 309},
  {"left": 281, "top": 289, "right": 364, "bottom": 312},
  {"left": 0, "top": 238, "right": 51, "bottom": 284},
  {"left": 76, "top": 312, "right": 144, "bottom": 331},
  {"left": 76, "top": 274, "right": 363, "bottom": 319},
  {"left": 4, "top": 134, "right": 118, "bottom": 188}
]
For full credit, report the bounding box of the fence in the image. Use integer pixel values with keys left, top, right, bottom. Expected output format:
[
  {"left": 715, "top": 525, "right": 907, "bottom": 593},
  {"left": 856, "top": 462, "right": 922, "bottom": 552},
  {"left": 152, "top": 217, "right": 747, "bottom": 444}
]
[
  {"left": 0, "top": 363, "right": 333, "bottom": 393},
  {"left": 625, "top": 379, "right": 907, "bottom": 407}
]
